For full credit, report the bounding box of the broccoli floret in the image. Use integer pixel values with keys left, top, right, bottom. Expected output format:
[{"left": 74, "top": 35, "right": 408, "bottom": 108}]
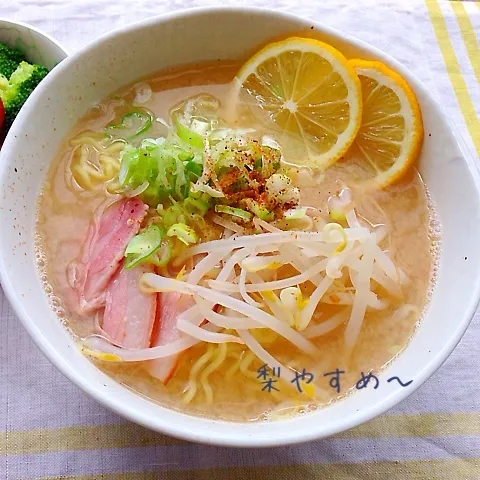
[
  {"left": 0, "top": 74, "right": 8, "bottom": 91},
  {"left": 0, "top": 43, "right": 25, "bottom": 79},
  {"left": 0, "top": 61, "right": 48, "bottom": 128}
]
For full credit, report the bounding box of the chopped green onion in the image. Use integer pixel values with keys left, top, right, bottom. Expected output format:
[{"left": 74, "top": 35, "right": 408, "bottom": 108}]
[
  {"left": 172, "top": 94, "right": 221, "bottom": 148},
  {"left": 147, "top": 240, "right": 172, "bottom": 267},
  {"left": 107, "top": 110, "right": 153, "bottom": 140},
  {"left": 178, "top": 151, "right": 195, "bottom": 162},
  {"left": 118, "top": 144, "right": 160, "bottom": 205},
  {"left": 124, "top": 225, "right": 163, "bottom": 269},
  {"left": 141, "top": 137, "right": 166, "bottom": 150},
  {"left": 215, "top": 204, "right": 252, "bottom": 221},
  {"left": 167, "top": 223, "right": 198, "bottom": 245},
  {"left": 242, "top": 198, "right": 274, "bottom": 222},
  {"left": 118, "top": 134, "right": 205, "bottom": 207},
  {"left": 184, "top": 197, "right": 211, "bottom": 216},
  {"left": 161, "top": 205, "right": 183, "bottom": 228},
  {"left": 185, "top": 160, "right": 203, "bottom": 179},
  {"left": 175, "top": 118, "right": 204, "bottom": 149},
  {"left": 249, "top": 141, "right": 263, "bottom": 164},
  {"left": 192, "top": 181, "right": 225, "bottom": 198},
  {"left": 284, "top": 207, "right": 308, "bottom": 219}
]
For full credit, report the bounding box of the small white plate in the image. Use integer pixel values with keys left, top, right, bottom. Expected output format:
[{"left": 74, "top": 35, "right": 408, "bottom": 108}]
[{"left": 0, "top": 18, "right": 67, "bottom": 70}]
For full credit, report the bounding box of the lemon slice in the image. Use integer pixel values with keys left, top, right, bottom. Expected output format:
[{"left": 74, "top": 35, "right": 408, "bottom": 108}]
[
  {"left": 349, "top": 59, "right": 423, "bottom": 188},
  {"left": 233, "top": 37, "right": 362, "bottom": 169}
]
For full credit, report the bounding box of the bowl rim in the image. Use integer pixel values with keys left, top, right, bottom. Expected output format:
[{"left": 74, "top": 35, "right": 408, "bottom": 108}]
[
  {"left": 1, "top": 5, "right": 480, "bottom": 447},
  {"left": 0, "top": 17, "right": 69, "bottom": 56}
]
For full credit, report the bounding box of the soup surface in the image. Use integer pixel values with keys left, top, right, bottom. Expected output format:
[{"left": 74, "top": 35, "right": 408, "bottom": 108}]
[{"left": 36, "top": 60, "right": 438, "bottom": 422}]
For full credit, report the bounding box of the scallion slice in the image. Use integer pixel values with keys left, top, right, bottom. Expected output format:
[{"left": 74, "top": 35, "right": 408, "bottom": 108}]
[
  {"left": 107, "top": 110, "right": 153, "bottom": 140},
  {"left": 124, "top": 225, "right": 163, "bottom": 269},
  {"left": 215, "top": 204, "right": 252, "bottom": 221}
]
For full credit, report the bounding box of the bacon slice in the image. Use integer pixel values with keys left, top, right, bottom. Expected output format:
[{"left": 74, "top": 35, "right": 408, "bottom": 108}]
[
  {"left": 147, "top": 292, "right": 194, "bottom": 384},
  {"left": 102, "top": 263, "right": 157, "bottom": 349},
  {"left": 74, "top": 197, "right": 148, "bottom": 314}
]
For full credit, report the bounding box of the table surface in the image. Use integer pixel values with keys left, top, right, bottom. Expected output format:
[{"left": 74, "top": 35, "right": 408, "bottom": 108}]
[{"left": 1, "top": 0, "right": 479, "bottom": 479}]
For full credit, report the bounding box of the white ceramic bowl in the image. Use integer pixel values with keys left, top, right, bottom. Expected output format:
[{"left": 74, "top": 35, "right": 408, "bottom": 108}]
[
  {"left": 0, "top": 18, "right": 67, "bottom": 71},
  {"left": 1, "top": 8, "right": 479, "bottom": 447},
  {"left": 0, "top": 18, "right": 68, "bottom": 137}
]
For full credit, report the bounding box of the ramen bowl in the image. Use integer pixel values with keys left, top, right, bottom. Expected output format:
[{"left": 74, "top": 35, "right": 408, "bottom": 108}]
[{"left": 0, "top": 7, "right": 479, "bottom": 447}]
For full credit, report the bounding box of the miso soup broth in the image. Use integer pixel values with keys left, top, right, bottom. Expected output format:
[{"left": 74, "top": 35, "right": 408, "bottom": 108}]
[{"left": 36, "top": 59, "right": 438, "bottom": 422}]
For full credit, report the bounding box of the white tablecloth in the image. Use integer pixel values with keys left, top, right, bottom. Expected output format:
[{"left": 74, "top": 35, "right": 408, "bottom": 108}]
[{"left": 1, "top": 1, "right": 479, "bottom": 478}]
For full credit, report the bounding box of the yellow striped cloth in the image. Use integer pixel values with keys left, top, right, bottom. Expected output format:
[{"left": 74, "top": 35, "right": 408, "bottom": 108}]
[
  {"left": 427, "top": 0, "right": 479, "bottom": 154},
  {"left": 0, "top": 1, "right": 479, "bottom": 479}
]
